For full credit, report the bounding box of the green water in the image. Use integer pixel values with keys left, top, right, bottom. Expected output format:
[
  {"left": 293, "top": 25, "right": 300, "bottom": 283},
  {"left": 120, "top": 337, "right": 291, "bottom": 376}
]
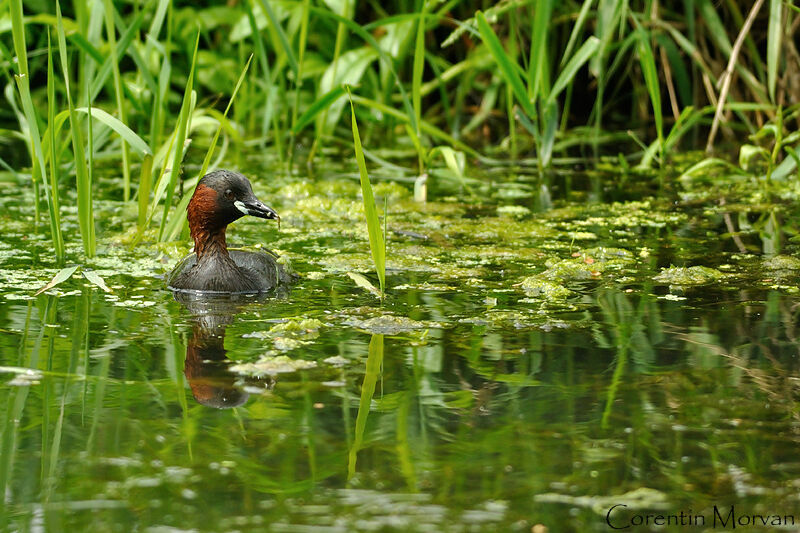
[{"left": 1, "top": 163, "right": 800, "bottom": 532}]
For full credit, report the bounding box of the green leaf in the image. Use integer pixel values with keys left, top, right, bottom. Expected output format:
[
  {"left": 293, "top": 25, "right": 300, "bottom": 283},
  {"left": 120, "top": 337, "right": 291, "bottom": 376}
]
[
  {"left": 321, "top": 0, "right": 355, "bottom": 18},
  {"left": 739, "top": 144, "right": 769, "bottom": 171},
  {"left": 349, "top": 94, "right": 483, "bottom": 160},
  {"left": 539, "top": 101, "right": 558, "bottom": 168},
  {"left": 348, "top": 88, "right": 386, "bottom": 295},
  {"left": 158, "top": 31, "right": 199, "bottom": 241},
  {"left": 767, "top": 0, "right": 781, "bottom": 102},
  {"left": 561, "top": 0, "right": 594, "bottom": 67},
  {"left": 307, "top": 5, "right": 417, "bottom": 134},
  {"left": 412, "top": 6, "right": 427, "bottom": 139},
  {"left": 75, "top": 107, "right": 152, "bottom": 156},
  {"left": 348, "top": 334, "right": 383, "bottom": 479},
  {"left": 429, "top": 146, "right": 471, "bottom": 194},
  {"left": 697, "top": 0, "right": 732, "bottom": 55},
  {"left": 346, "top": 272, "right": 382, "bottom": 298},
  {"left": 83, "top": 270, "right": 112, "bottom": 293},
  {"left": 293, "top": 85, "right": 346, "bottom": 134},
  {"left": 547, "top": 36, "right": 600, "bottom": 106},
  {"left": 529, "top": 0, "right": 553, "bottom": 99},
  {"left": 678, "top": 158, "right": 739, "bottom": 182},
  {"left": 257, "top": 0, "right": 298, "bottom": 76},
  {"left": 318, "top": 47, "right": 379, "bottom": 130},
  {"left": 9, "top": 0, "right": 28, "bottom": 77},
  {"left": 634, "top": 24, "right": 663, "bottom": 152},
  {"left": 56, "top": 0, "right": 95, "bottom": 257},
  {"left": 35, "top": 266, "right": 79, "bottom": 296},
  {"left": 475, "top": 11, "right": 534, "bottom": 118}
]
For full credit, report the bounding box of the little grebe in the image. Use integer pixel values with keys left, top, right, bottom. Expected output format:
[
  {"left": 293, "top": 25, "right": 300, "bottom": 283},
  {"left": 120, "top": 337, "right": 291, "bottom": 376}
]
[{"left": 167, "top": 170, "right": 292, "bottom": 293}]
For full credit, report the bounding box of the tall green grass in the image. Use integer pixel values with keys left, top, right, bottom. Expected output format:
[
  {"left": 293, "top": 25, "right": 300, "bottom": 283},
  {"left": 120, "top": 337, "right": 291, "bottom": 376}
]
[
  {"left": 101, "top": 0, "right": 131, "bottom": 202},
  {"left": 56, "top": 0, "right": 94, "bottom": 257},
  {"left": 1, "top": 0, "right": 798, "bottom": 261},
  {"left": 9, "top": 0, "right": 63, "bottom": 263},
  {"left": 157, "top": 31, "right": 199, "bottom": 242}
]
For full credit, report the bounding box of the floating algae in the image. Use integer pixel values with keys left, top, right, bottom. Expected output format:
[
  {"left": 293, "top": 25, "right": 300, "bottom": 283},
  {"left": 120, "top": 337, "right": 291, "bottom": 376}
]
[
  {"left": 231, "top": 356, "right": 318, "bottom": 376},
  {"left": 344, "top": 314, "right": 436, "bottom": 335},
  {"left": 653, "top": 266, "right": 725, "bottom": 286},
  {"left": 763, "top": 255, "right": 800, "bottom": 271},
  {"left": 264, "top": 318, "right": 324, "bottom": 337},
  {"left": 540, "top": 258, "right": 603, "bottom": 282},
  {"left": 519, "top": 277, "right": 573, "bottom": 299},
  {"left": 242, "top": 318, "right": 325, "bottom": 348}
]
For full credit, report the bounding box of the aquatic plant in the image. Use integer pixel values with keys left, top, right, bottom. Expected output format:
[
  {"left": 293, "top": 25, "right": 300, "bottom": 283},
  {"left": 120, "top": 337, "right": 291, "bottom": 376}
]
[{"left": 1, "top": 0, "right": 799, "bottom": 261}]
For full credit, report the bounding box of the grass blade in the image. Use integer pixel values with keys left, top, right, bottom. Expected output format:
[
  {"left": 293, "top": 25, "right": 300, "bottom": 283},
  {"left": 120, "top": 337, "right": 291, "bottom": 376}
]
[
  {"left": 158, "top": 31, "right": 200, "bottom": 241},
  {"left": 634, "top": 22, "right": 663, "bottom": 156},
  {"left": 561, "top": 0, "right": 595, "bottom": 67},
  {"left": 74, "top": 107, "right": 152, "bottom": 157},
  {"left": 45, "top": 33, "right": 65, "bottom": 265},
  {"left": 767, "top": 0, "right": 781, "bottom": 102},
  {"left": 102, "top": 0, "right": 130, "bottom": 201},
  {"left": 293, "top": 86, "right": 346, "bottom": 134},
  {"left": 348, "top": 334, "right": 384, "bottom": 480},
  {"left": 12, "top": 2, "right": 64, "bottom": 264},
  {"left": 412, "top": 7, "right": 427, "bottom": 142},
  {"left": 56, "top": 0, "right": 95, "bottom": 257},
  {"left": 539, "top": 101, "right": 558, "bottom": 168},
  {"left": 350, "top": 94, "right": 483, "bottom": 160},
  {"left": 547, "top": 36, "right": 600, "bottom": 106},
  {"left": 137, "top": 155, "right": 154, "bottom": 231},
  {"left": 475, "top": 11, "right": 534, "bottom": 118},
  {"left": 529, "top": 0, "right": 553, "bottom": 99},
  {"left": 697, "top": 0, "right": 733, "bottom": 56},
  {"left": 315, "top": 0, "right": 352, "bottom": 147},
  {"left": 9, "top": 0, "right": 29, "bottom": 78},
  {"left": 290, "top": 0, "right": 311, "bottom": 137},
  {"left": 307, "top": 5, "right": 417, "bottom": 135},
  {"left": 257, "top": 0, "right": 299, "bottom": 76},
  {"left": 348, "top": 88, "right": 385, "bottom": 295}
]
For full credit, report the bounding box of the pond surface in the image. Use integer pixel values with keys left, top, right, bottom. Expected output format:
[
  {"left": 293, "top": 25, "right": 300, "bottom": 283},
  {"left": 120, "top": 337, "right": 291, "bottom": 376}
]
[{"left": 1, "top": 159, "right": 800, "bottom": 532}]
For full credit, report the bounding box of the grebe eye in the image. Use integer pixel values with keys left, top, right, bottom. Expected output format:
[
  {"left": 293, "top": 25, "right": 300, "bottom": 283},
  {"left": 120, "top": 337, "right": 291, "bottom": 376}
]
[{"left": 225, "top": 189, "right": 234, "bottom": 200}]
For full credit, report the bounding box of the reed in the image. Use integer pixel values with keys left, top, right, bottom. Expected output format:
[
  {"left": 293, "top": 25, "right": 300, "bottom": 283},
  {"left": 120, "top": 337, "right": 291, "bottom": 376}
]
[
  {"left": 9, "top": 0, "right": 64, "bottom": 263},
  {"left": 157, "top": 31, "right": 199, "bottom": 241},
  {"left": 56, "top": 0, "right": 95, "bottom": 257},
  {"left": 348, "top": 88, "right": 386, "bottom": 296},
  {"left": 101, "top": 0, "right": 131, "bottom": 202}
]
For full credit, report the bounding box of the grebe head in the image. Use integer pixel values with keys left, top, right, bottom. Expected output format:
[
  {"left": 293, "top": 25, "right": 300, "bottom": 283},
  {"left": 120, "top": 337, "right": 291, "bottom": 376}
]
[
  {"left": 187, "top": 170, "right": 278, "bottom": 232},
  {"left": 186, "top": 170, "right": 279, "bottom": 259}
]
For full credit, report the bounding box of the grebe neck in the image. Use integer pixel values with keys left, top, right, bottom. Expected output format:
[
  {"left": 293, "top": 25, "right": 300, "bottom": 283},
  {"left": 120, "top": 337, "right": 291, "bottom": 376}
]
[{"left": 192, "top": 226, "right": 231, "bottom": 262}]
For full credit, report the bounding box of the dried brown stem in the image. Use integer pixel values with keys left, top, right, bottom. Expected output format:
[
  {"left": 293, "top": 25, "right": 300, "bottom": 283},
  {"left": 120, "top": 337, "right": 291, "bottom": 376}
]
[{"left": 706, "top": 0, "right": 766, "bottom": 152}]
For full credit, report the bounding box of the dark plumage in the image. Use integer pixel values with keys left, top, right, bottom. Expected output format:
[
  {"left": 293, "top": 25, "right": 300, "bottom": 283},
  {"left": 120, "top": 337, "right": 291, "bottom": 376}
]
[{"left": 167, "top": 170, "right": 294, "bottom": 293}]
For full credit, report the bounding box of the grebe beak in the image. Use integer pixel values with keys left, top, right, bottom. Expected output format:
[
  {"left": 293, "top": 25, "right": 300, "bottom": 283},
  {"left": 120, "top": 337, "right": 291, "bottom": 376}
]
[{"left": 234, "top": 199, "right": 279, "bottom": 221}]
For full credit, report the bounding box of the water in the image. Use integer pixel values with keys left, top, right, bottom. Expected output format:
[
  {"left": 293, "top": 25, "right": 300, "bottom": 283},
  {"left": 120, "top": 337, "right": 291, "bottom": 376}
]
[{"left": 1, "top": 164, "right": 799, "bottom": 531}]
